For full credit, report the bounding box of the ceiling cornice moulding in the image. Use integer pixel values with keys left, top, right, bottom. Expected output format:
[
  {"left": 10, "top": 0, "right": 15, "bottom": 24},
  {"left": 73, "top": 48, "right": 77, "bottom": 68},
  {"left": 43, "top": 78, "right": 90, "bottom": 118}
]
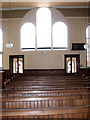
[{"left": 1, "top": 0, "right": 90, "bottom": 2}]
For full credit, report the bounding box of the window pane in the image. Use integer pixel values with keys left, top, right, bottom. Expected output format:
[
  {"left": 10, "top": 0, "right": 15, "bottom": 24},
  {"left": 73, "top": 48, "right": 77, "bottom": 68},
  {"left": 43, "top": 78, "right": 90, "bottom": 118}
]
[
  {"left": 86, "top": 25, "right": 90, "bottom": 67},
  {"left": 13, "top": 58, "right": 18, "bottom": 73},
  {"left": 0, "top": 54, "right": 2, "bottom": 68},
  {"left": 53, "top": 22, "right": 67, "bottom": 49},
  {"left": 72, "top": 58, "right": 76, "bottom": 73},
  {"left": 21, "top": 22, "right": 35, "bottom": 49},
  {"left": 36, "top": 7, "right": 51, "bottom": 49},
  {"left": 86, "top": 26, "right": 90, "bottom": 53},
  {"left": 18, "top": 58, "right": 23, "bottom": 73},
  {"left": 86, "top": 25, "right": 90, "bottom": 39},
  {"left": 66, "top": 57, "right": 71, "bottom": 73},
  {"left": 0, "top": 28, "right": 3, "bottom": 51}
]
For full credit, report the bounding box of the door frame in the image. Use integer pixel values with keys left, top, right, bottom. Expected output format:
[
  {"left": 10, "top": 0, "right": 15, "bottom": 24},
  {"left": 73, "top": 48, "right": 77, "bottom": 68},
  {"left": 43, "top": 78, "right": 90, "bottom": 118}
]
[
  {"left": 65, "top": 54, "right": 80, "bottom": 75},
  {"left": 9, "top": 55, "right": 24, "bottom": 75}
]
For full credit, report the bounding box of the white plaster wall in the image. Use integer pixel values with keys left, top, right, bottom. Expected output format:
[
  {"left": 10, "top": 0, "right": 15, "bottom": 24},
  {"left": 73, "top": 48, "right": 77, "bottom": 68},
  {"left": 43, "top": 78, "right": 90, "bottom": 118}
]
[{"left": 1, "top": 9, "right": 88, "bottom": 69}]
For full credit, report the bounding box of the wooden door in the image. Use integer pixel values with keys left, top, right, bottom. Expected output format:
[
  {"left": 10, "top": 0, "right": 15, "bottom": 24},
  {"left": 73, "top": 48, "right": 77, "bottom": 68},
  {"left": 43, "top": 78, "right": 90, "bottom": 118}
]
[
  {"left": 65, "top": 54, "right": 80, "bottom": 74},
  {"left": 9, "top": 55, "right": 24, "bottom": 75}
]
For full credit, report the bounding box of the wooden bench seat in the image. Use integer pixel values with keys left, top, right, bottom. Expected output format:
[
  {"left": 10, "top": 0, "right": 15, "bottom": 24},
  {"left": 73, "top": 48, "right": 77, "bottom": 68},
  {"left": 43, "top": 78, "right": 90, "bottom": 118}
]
[
  {"left": 14, "top": 75, "right": 84, "bottom": 78},
  {"left": 2, "top": 95, "right": 90, "bottom": 109},
  {"left": 5, "top": 76, "right": 89, "bottom": 90},
  {"left": 6, "top": 80, "right": 89, "bottom": 87},
  {"left": 2, "top": 88, "right": 89, "bottom": 97},
  {"left": 6, "top": 81, "right": 89, "bottom": 86},
  {"left": 14, "top": 77, "right": 86, "bottom": 82},
  {"left": 2, "top": 106, "right": 89, "bottom": 119},
  {"left": 6, "top": 84, "right": 89, "bottom": 89},
  {"left": 3, "top": 87, "right": 89, "bottom": 92},
  {"left": 5, "top": 85, "right": 89, "bottom": 91},
  {"left": 7, "top": 79, "right": 89, "bottom": 82},
  {"left": 13, "top": 77, "right": 86, "bottom": 81}
]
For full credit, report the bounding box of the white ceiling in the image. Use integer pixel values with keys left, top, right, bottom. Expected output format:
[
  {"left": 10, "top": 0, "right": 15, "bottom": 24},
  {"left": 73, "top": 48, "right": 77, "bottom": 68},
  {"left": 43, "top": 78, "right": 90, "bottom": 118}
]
[{"left": 1, "top": 0, "right": 89, "bottom": 10}]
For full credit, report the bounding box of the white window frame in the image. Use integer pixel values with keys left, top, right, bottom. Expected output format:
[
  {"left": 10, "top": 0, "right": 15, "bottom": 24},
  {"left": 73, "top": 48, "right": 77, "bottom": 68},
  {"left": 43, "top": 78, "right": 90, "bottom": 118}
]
[
  {"left": 0, "top": 27, "right": 3, "bottom": 69},
  {"left": 86, "top": 24, "right": 90, "bottom": 67}
]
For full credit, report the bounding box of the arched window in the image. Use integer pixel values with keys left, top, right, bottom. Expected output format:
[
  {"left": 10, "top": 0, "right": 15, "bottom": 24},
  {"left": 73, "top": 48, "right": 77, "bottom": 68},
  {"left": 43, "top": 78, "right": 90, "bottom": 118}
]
[
  {"left": 86, "top": 25, "right": 90, "bottom": 67},
  {"left": 53, "top": 22, "right": 67, "bottom": 49},
  {"left": 21, "top": 7, "right": 68, "bottom": 50},
  {"left": 36, "top": 7, "right": 51, "bottom": 49},
  {"left": 21, "top": 22, "right": 35, "bottom": 50},
  {"left": 0, "top": 27, "right": 3, "bottom": 68}
]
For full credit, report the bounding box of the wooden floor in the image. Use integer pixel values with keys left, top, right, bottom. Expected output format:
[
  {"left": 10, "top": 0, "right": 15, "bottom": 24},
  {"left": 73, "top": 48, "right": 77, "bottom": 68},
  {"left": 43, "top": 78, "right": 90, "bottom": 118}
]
[{"left": 1, "top": 75, "right": 90, "bottom": 119}]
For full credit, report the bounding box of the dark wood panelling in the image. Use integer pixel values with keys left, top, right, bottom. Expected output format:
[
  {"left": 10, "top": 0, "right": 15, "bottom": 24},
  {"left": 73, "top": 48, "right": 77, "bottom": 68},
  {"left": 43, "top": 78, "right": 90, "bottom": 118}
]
[
  {"left": 59, "top": 8, "right": 88, "bottom": 17},
  {"left": 0, "top": 71, "right": 4, "bottom": 88},
  {"left": 3, "top": 69, "right": 11, "bottom": 79},
  {"left": 2, "top": 8, "right": 88, "bottom": 19},
  {"left": 3, "top": 68, "right": 90, "bottom": 78},
  {"left": 3, "top": 69, "right": 65, "bottom": 79},
  {"left": 79, "top": 68, "right": 90, "bottom": 76},
  {"left": 88, "top": 2, "right": 90, "bottom": 22},
  {"left": 2, "top": 10, "right": 29, "bottom": 18},
  {"left": 23, "top": 69, "right": 65, "bottom": 76}
]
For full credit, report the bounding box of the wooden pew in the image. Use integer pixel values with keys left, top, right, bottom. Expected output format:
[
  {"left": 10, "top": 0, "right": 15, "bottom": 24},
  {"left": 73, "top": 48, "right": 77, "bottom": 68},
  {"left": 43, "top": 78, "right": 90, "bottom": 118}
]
[
  {"left": 2, "top": 106, "right": 90, "bottom": 119},
  {"left": 5, "top": 75, "right": 89, "bottom": 90},
  {"left": 2, "top": 88, "right": 89, "bottom": 97},
  {"left": 5, "top": 84, "right": 89, "bottom": 91},
  {"left": 1, "top": 75, "right": 90, "bottom": 119},
  {"left": 13, "top": 76, "right": 86, "bottom": 81},
  {"left": 2, "top": 94, "right": 90, "bottom": 109},
  {"left": 6, "top": 80, "right": 89, "bottom": 86}
]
